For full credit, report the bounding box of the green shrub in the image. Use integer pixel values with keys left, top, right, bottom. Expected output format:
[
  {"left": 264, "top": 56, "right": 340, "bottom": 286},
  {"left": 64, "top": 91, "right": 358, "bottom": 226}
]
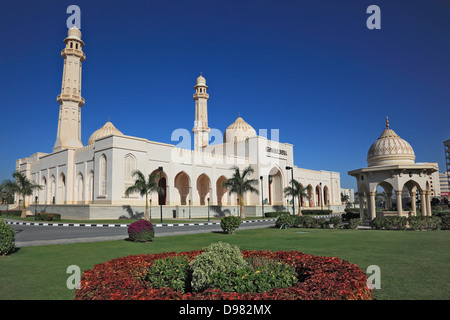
[
  {"left": 370, "top": 216, "right": 407, "bottom": 230},
  {"left": 265, "top": 211, "right": 290, "bottom": 218},
  {"left": 346, "top": 218, "right": 361, "bottom": 229},
  {"left": 190, "top": 242, "right": 248, "bottom": 292},
  {"left": 210, "top": 259, "right": 298, "bottom": 293},
  {"left": 301, "top": 209, "right": 333, "bottom": 215},
  {"left": 220, "top": 216, "right": 242, "bottom": 234},
  {"left": 36, "top": 213, "right": 61, "bottom": 221},
  {"left": 127, "top": 220, "right": 155, "bottom": 242},
  {"left": 433, "top": 212, "right": 450, "bottom": 230},
  {"left": 145, "top": 255, "right": 191, "bottom": 292},
  {"left": 408, "top": 216, "right": 441, "bottom": 231},
  {"left": 0, "top": 219, "right": 15, "bottom": 255},
  {"left": 0, "top": 210, "right": 22, "bottom": 217},
  {"left": 329, "top": 217, "right": 342, "bottom": 229},
  {"left": 342, "top": 210, "right": 360, "bottom": 221},
  {"left": 275, "top": 214, "right": 296, "bottom": 228}
]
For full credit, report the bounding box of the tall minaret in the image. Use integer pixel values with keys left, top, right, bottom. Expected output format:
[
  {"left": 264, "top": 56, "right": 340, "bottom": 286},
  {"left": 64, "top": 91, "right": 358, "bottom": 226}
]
[
  {"left": 53, "top": 26, "right": 86, "bottom": 152},
  {"left": 192, "top": 74, "right": 210, "bottom": 151}
]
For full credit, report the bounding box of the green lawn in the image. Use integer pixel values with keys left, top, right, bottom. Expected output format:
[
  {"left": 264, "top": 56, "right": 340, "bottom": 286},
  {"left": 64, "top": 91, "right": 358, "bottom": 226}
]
[{"left": 0, "top": 227, "right": 449, "bottom": 300}]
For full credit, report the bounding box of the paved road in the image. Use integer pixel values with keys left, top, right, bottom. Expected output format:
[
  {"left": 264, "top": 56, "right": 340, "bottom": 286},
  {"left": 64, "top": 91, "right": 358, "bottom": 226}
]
[{"left": 7, "top": 219, "right": 276, "bottom": 247}]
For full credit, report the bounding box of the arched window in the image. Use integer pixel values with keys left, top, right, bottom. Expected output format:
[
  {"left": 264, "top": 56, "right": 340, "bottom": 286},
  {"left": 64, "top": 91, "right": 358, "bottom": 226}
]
[
  {"left": 100, "top": 154, "right": 107, "bottom": 196},
  {"left": 124, "top": 154, "right": 136, "bottom": 194}
]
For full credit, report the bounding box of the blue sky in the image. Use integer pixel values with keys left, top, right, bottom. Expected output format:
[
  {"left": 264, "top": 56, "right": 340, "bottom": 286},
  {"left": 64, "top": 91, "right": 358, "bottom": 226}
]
[{"left": 0, "top": 0, "right": 449, "bottom": 190}]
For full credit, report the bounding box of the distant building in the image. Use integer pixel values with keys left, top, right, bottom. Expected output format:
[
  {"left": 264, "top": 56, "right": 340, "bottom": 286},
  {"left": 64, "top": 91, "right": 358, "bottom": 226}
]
[
  {"left": 444, "top": 139, "right": 450, "bottom": 197},
  {"left": 340, "top": 188, "right": 355, "bottom": 204},
  {"left": 440, "top": 172, "right": 450, "bottom": 197}
]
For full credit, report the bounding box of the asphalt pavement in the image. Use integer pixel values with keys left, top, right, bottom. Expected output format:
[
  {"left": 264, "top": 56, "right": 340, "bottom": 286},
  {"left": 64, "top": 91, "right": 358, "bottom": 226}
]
[{"left": 6, "top": 219, "right": 276, "bottom": 247}]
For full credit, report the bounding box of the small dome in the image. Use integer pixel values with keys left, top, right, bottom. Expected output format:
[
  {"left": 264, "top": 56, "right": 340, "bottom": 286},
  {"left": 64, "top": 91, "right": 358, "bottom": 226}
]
[
  {"left": 88, "top": 121, "right": 124, "bottom": 145},
  {"left": 66, "top": 26, "right": 82, "bottom": 41},
  {"left": 224, "top": 116, "right": 257, "bottom": 143},
  {"left": 367, "top": 119, "right": 415, "bottom": 167},
  {"left": 196, "top": 75, "right": 206, "bottom": 86}
]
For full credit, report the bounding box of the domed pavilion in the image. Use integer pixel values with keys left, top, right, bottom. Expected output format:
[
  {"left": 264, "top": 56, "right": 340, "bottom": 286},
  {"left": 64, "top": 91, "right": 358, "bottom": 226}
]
[{"left": 348, "top": 118, "right": 438, "bottom": 222}]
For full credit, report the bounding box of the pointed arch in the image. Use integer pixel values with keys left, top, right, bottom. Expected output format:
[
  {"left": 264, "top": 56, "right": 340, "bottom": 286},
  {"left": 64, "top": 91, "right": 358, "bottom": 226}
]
[
  {"left": 197, "top": 173, "right": 211, "bottom": 205},
  {"left": 216, "top": 175, "right": 228, "bottom": 206},
  {"left": 174, "top": 171, "right": 190, "bottom": 205}
]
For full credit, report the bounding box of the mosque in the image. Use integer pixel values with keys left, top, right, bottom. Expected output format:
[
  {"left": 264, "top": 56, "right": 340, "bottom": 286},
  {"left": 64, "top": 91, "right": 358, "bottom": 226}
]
[{"left": 15, "top": 26, "right": 343, "bottom": 219}]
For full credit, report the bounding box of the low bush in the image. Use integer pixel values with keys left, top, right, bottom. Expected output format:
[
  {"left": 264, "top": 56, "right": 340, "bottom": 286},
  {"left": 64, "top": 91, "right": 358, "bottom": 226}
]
[
  {"left": 275, "top": 214, "right": 296, "bottom": 228},
  {"left": 210, "top": 259, "right": 298, "bottom": 293},
  {"left": 0, "top": 210, "right": 21, "bottom": 217},
  {"left": 220, "top": 216, "right": 242, "bottom": 234},
  {"left": 346, "top": 218, "right": 361, "bottom": 229},
  {"left": 329, "top": 217, "right": 343, "bottom": 229},
  {"left": 407, "top": 216, "right": 441, "bottom": 231},
  {"left": 342, "top": 211, "right": 360, "bottom": 221},
  {"left": 127, "top": 220, "right": 155, "bottom": 242},
  {"left": 189, "top": 242, "right": 248, "bottom": 292},
  {"left": 301, "top": 209, "right": 333, "bottom": 215},
  {"left": 265, "top": 211, "right": 290, "bottom": 218},
  {"left": 433, "top": 212, "right": 450, "bottom": 230},
  {"left": 144, "top": 255, "right": 191, "bottom": 292},
  {"left": 370, "top": 216, "right": 407, "bottom": 230},
  {"left": 0, "top": 219, "right": 15, "bottom": 255},
  {"left": 36, "top": 213, "right": 61, "bottom": 221}
]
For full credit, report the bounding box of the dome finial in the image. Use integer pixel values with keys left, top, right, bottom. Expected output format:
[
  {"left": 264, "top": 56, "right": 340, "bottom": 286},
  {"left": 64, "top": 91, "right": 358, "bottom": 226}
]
[{"left": 386, "top": 116, "right": 389, "bottom": 129}]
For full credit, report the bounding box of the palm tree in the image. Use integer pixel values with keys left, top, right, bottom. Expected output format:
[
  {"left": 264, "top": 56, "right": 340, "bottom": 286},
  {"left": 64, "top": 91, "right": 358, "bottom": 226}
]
[
  {"left": 6, "top": 172, "right": 43, "bottom": 218},
  {"left": 125, "top": 170, "right": 163, "bottom": 221},
  {"left": 283, "top": 179, "right": 311, "bottom": 215},
  {"left": 222, "top": 166, "right": 259, "bottom": 219}
]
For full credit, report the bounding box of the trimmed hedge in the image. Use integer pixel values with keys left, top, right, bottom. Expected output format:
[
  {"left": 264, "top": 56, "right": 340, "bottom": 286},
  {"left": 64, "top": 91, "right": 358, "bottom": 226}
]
[
  {"left": 220, "top": 216, "right": 242, "bottom": 234},
  {"left": 265, "top": 212, "right": 290, "bottom": 218},
  {"left": 301, "top": 209, "right": 333, "bottom": 215},
  {"left": 75, "top": 250, "right": 373, "bottom": 300},
  {"left": 36, "top": 213, "right": 61, "bottom": 221}
]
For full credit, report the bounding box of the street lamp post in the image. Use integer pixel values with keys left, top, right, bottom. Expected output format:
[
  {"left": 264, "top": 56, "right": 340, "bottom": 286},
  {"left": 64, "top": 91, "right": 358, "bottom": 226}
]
[
  {"left": 260, "top": 176, "right": 264, "bottom": 218},
  {"left": 149, "top": 199, "right": 152, "bottom": 221},
  {"left": 189, "top": 199, "right": 191, "bottom": 219},
  {"left": 158, "top": 166, "right": 163, "bottom": 223},
  {"left": 34, "top": 196, "right": 38, "bottom": 221},
  {"left": 207, "top": 197, "right": 210, "bottom": 222},
  {"left": 320, "top": 182, "right": 323, "bottom": 212},
  {"left": 286, "top": 166, "right": 294, "bottom": 214}
]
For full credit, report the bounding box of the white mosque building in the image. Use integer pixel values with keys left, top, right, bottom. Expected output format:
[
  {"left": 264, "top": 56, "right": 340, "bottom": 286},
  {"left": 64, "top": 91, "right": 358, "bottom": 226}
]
[{"left": 15, "top": 26, "right": 343, "bottom": 219}]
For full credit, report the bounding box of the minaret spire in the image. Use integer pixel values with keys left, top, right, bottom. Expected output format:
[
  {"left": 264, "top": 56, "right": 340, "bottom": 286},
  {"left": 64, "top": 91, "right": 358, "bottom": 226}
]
[
  {"left": 53, "top": 26, "right": 86, "bottom": 151},
  {"left": 192, "top": 74, "right": 210, "bottom": 151}
]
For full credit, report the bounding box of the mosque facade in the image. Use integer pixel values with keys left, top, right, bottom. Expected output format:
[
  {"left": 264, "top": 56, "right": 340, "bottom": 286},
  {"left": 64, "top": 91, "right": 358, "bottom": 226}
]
[{"left": 15, "top": 27, "right": 343, "bottom": 219}]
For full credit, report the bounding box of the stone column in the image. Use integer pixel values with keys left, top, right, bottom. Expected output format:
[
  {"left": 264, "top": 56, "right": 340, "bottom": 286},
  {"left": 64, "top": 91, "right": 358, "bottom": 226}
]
[
  {"left": 359, "top": 192, "right": 365, "bottom": 220},
  {"left": 395, "top": 190, "right": 403, "bottom": 217},
  {"left": 369, "top": 191, "right": 376, "bottom": 220},
  {"left": 420, "top": 191, "right": 426, "bottom": 216},
  {"left": 410, "top": 191, "right": 417, "bottom": 216},
  {"left": 425, "top": 191, "right": 432, "bottom": 216}
]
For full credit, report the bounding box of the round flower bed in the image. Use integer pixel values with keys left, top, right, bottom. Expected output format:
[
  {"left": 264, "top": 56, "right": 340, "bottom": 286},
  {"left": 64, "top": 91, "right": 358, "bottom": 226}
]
[{"left": 75, "top": 250, "right": 373, "bottom": 300}]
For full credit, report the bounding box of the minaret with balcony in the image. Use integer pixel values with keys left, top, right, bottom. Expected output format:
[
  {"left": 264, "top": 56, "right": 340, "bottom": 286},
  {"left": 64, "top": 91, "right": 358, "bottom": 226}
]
[{"left": 53, "top": 26, "right": 86, "bottom": 151}]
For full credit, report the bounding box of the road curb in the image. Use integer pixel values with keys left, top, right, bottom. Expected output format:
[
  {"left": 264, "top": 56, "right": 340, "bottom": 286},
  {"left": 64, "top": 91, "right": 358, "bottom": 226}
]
[{"left": 5, "top": 218, "right": 276, "bottom": 228}]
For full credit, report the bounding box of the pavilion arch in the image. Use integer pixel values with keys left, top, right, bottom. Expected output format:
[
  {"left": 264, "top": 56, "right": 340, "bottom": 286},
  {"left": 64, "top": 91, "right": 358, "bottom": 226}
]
[
  {"left": 216, "top": 175, "right": 228, "bottom": 206},
  {"left": 151, "top": 168, "right": 168, "bottom": 205},
  {"left": 268, "top": 166, "right": 283, "bottom": 205},
  {"left": 174, "top": 171, "right": 190, "bottom": 205},
  {"left": 196, "top": 173, "right": 211, "bottom": 205},
  {"left": 374, "top": 180, "right": 395, "bottom": 211}
]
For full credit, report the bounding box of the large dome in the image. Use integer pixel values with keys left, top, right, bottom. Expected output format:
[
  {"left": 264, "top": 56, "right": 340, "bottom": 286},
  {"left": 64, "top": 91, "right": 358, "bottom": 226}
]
[
  {"left": 224, "top": 115, "right": 257, "bottom": 143},
  {"left": 367, "top": 119, "right": 415, "bottom": 167},
  {"left": 88, "top": 121, "right": 124, "bottom": 145}
]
